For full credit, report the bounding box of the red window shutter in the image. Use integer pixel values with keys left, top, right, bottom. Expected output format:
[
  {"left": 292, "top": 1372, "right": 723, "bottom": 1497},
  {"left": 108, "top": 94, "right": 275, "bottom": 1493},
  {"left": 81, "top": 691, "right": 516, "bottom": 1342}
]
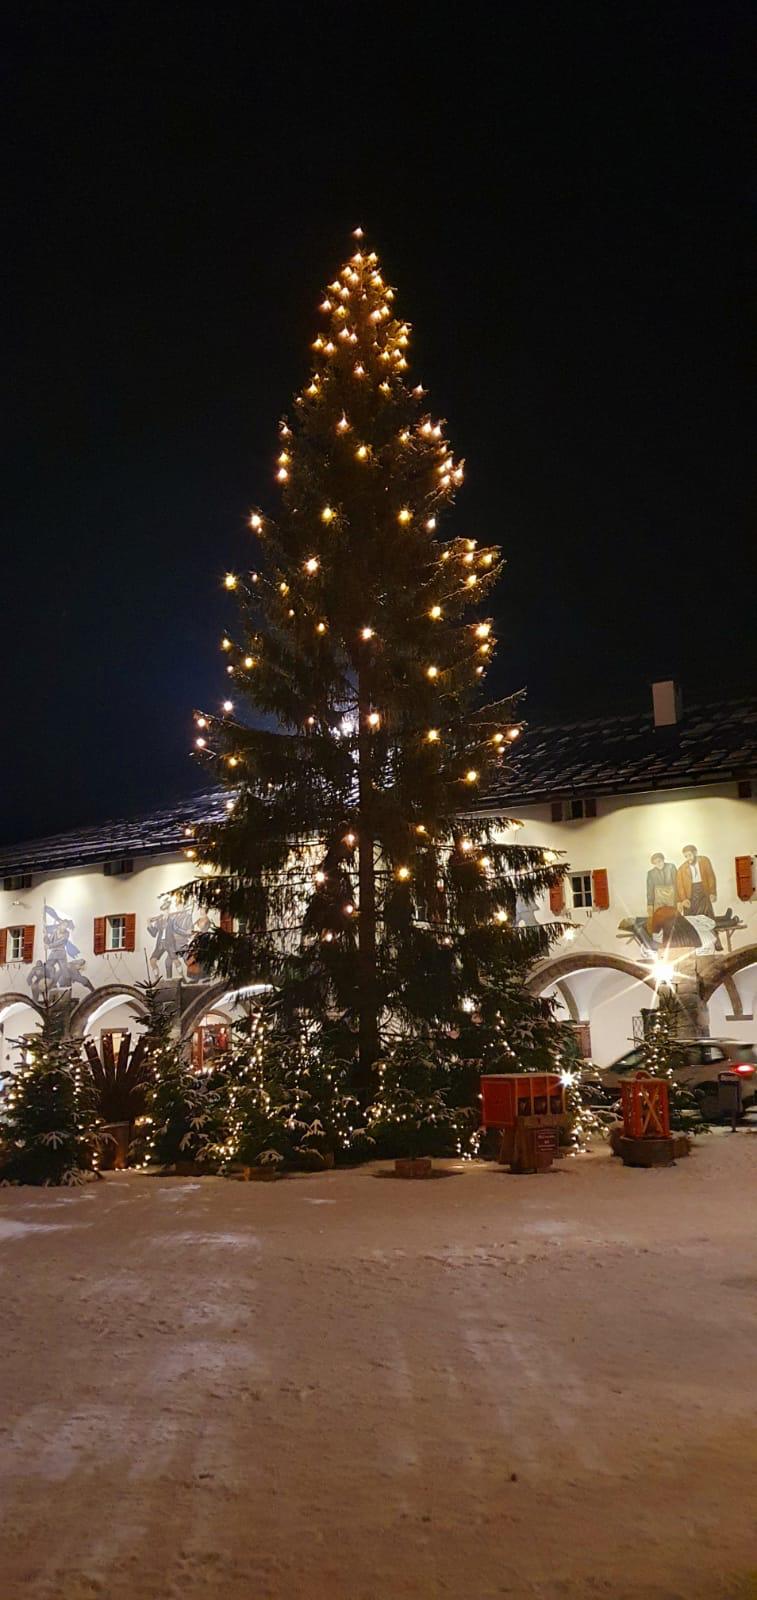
[
  {"left": 549, "top": 880, "right": 565, "bottom": 915},
  {"left": 93, "top": 917, "right": 106, "bottom": 955},
  {"left": 735, "top": 855, "right": 754, "bottom": 902},
  {"left": 22, "top": 925, "right": 35, "bottom": 963},
  {"left": 592, "top": 868, "right": 610, "bottom": 910},
  {"left": 0, "top": 929, "right": 7, "bottom": 965},
  {"left": 124, "top": 913, "right": 136, "bottom": 952},
  {"left": 550, "top": 801, "right": 562, "bottom": 823},
  {"left": 220, "top": 912, "right": 234, "bottom": 933},
  {"left": 585, "top": 797, "right": 597, "bottom": 818}
]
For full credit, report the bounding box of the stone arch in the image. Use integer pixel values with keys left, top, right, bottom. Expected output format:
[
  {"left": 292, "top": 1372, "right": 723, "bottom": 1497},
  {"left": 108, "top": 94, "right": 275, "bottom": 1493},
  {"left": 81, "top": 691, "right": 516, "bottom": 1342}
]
[
  {"left": 554, "top": 979, "right": 579, "bottom": 1022},
  {"left": 178, "top": 982, "right": 233, "bottom": 1040},
  {"left": 0, "top": 992, "right": 45, "bottom": 1026},
  {"left": 69, "top": 984, "right": 151, "bottom": 1038},
  {"left": 698, "top": 943, "right": 757, "bottom": 1004},
  {"left": 179, "top": 980, "right": 273, "bottom": 1041},
  {"left": 527, "top": 951, "right": 657, "bottom": 998}
]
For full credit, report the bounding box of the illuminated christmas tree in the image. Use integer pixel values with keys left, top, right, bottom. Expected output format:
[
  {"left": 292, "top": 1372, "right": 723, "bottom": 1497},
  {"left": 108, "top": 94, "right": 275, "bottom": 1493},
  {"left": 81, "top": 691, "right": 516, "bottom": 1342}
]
[
  {"left": 0, "top": 998, "right": 101, "bottom": 1185},
  {"left": 188, "top": 230, "right": 566, "bottom": 1097}
]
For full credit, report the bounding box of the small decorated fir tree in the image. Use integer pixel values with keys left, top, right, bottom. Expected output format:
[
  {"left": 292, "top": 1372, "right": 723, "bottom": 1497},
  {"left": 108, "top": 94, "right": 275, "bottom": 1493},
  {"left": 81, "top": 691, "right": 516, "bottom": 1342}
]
[
  {"left": 367, "top": 1038, "right": 476, "bottom": 1159},
  {"left": 134, "top": 983, "right": 221, "bottom": 1169},
  {"left": 0, "top": 998, "right": 101, "bottom": 1185},
  {"left": 641, "top": 989, "right": 707, "bottom": 1131},
  {"left": 186, "top": 230, "right": 567, "bottom": 1096}
]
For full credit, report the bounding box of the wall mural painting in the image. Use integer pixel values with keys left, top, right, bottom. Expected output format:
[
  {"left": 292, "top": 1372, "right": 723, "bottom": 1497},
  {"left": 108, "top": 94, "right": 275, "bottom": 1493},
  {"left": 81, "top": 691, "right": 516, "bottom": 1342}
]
[
  {"left": 28, "top": 905, "right": 96, "bottom": 1002},
  {"left": 148, "top": 895, "right": 213, "bottom": 984},
  {"left": 618, "top": 845, "right": 746, "bottom": 959}
]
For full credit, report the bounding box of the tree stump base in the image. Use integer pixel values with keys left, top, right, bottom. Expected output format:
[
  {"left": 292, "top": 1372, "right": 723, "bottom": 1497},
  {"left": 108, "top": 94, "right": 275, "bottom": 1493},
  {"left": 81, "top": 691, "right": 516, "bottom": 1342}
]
[
  {"left": 618, "top": 1136, "right": 675, "bottom": 1168},
  {"left": 394, "top": 1156, "right": 433, "bottom": 1179}
]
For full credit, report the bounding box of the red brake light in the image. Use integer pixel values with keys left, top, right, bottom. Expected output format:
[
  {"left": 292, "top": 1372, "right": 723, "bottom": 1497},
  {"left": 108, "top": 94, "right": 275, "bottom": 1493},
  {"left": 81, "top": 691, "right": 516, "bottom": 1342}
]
[{"left": 732, "top": 1064, "right": 755, "bottom": 1076}]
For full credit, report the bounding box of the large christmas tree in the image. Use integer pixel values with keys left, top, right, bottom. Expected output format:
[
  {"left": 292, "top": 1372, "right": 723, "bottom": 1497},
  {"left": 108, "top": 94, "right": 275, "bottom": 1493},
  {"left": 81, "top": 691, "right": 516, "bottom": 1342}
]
[{"left": 188, "top": 231, "right": 565, "bottom": 1094}]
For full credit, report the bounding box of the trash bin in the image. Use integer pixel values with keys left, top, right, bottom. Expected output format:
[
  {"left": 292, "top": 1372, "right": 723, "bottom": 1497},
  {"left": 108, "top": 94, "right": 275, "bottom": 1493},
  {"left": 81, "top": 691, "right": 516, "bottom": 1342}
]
[{"left": 717, "top": 1071, "right": 743, "bottom": 1128}]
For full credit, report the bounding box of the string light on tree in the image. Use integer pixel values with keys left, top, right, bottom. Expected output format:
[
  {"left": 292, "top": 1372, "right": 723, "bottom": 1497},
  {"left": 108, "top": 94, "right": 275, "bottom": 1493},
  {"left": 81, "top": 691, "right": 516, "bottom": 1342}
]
[{"left": 185, "top": 226, "right": 569, "bottom": 1120}]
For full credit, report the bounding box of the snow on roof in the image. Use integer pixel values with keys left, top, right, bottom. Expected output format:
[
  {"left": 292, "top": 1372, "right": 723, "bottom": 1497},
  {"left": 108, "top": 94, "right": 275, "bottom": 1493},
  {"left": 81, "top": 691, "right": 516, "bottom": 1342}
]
[
  {"left": 1, "top": 696, "right": 754, "bottom": 875},
  {"left": 0, "top": 790, "right": 228, "bottom": 876},
  {"left": 483, "top": 695, "right": 757, "bottom": 806}
]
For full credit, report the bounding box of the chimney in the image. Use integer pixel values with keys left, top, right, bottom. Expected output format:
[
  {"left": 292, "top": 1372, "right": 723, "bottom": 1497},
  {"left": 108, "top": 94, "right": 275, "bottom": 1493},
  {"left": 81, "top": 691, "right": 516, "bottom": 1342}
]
[{"left": 651, "top": 679, "right": 682, "bottom": 728}]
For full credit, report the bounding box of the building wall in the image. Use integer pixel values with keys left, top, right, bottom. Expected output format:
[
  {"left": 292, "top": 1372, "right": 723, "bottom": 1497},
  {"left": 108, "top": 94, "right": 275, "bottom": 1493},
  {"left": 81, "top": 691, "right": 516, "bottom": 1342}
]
[
  {"left": 501, "top": 782, "right": 757, "bottom": 1062},
  {"left": 1, "top": 780, "right": 755, "bottom": 1070}
]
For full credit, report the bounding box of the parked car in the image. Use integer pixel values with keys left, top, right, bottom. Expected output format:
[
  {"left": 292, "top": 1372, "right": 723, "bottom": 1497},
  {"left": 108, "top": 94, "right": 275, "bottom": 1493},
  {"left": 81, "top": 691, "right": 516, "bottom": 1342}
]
[{"left": 587, "top": 1039, "right": 757, "bottom": 1120}]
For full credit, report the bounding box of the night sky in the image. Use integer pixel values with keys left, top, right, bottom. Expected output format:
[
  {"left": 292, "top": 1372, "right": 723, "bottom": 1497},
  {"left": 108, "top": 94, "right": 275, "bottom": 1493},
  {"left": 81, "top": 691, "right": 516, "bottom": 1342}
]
[{"left": 5, "top": 2, "right": 754, "bottom": 845}]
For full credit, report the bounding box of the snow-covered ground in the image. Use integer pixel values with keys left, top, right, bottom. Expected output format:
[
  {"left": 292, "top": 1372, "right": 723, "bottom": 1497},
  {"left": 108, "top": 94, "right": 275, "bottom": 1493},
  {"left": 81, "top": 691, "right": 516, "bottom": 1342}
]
[{"left": 1, "top": 1137, "right": 756, "bottom": 1600}]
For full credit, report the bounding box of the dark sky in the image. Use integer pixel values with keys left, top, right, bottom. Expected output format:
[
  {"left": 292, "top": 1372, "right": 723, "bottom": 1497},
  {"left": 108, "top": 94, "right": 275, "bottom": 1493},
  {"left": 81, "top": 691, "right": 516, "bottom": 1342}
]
[{"left": 4, "top": 1, "right": 754, "bottom": 844}]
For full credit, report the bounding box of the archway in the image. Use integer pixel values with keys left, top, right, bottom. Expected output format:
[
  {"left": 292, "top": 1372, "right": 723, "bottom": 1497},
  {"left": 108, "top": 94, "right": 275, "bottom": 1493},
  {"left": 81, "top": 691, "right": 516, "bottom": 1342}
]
[
  {"left": 69, "top": 985, "right": 151, "bottom": 1041},
  {"left": 708, "top": 958, "right": 757, "bottom": 1048},
  {"left": 180, "top": 981, "right": 272, "bottom": 1069},
  {"left": 0, "top": 995, "right": 44, "bottom": 1076},
  {"left": 530, "top": 954, "right": 658, "bottom": 1068}
]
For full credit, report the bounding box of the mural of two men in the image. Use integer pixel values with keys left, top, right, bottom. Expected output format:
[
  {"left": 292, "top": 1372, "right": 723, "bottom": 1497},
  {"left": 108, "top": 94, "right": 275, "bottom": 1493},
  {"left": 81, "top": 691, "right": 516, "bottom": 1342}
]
[
  {"left": 646, "top": 845, "right": 716, "bottom": 923},
  {"left": 628, "top": 844, "right": 742, "bottom": 956}
]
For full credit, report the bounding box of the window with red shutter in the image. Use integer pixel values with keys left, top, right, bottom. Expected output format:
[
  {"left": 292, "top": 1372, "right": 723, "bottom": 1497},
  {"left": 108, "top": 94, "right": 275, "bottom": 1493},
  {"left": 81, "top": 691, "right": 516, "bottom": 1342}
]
[
  {"left": 592, "top": 869, "right": 610, "bottom": 910},
  {"left": 93, "top": 917, "right": 106, "bottom": 955},
  {"left": 124, "top": 913, "right": 137, "bottom": 951},
  {"left": 735, "top": 855, "right": 754, "bottom": 902},
  {"left": 22, "top": 926, "right": 35, "bottom": 963},
  {"left": 0, "top": 929, "right": 7, "bottom": 965},
  {"left": 549, "top": 881, "right": 565, "bottom": 915}
]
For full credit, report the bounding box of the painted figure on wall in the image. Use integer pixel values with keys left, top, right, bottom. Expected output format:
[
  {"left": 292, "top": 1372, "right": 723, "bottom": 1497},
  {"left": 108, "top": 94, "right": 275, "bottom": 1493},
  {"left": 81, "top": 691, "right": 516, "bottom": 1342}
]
[
  {"left": 646, "top": 854, "right": 677, "bottom": 919},
  {"left": 147, "top": 896, "right": 214, "bottom": 982},
  {"left": 27, "top": 905, "right": 95, "bottom": 1001},
  {"left": 618, "top": 846, "right": 743, "bottom": 959},
  {"left": 148, "top": 895, "right": 194, "bottom": 980},
  {"left": 676, "top": 845, "right": 716, "bottom": 921}
]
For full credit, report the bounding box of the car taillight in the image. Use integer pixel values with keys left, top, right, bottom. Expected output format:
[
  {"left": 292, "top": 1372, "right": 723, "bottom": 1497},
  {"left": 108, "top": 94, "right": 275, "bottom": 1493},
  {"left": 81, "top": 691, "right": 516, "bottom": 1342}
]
[{"left": 732, "top": 1064, "right": 755, "bottom": 1076}]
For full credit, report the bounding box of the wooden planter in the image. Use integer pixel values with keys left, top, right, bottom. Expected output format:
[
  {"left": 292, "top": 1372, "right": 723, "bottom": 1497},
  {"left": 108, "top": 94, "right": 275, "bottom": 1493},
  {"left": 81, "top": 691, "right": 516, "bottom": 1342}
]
[
  {"left": 618, "top": 1136, "right": 675, "bottom": 1168},
  {"left": 394, "top": 1156, "right": 433, "bottom": 1179},
  {"left": 242, "top": 1164, "right": 282, "bottom": 1182}
]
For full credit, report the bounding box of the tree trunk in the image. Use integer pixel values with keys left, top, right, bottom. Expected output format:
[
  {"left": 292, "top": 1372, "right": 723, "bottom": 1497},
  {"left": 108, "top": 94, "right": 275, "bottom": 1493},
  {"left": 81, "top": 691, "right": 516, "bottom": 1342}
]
[{"left": 356, "top": 679, "right": 379, "bottom": 1098}]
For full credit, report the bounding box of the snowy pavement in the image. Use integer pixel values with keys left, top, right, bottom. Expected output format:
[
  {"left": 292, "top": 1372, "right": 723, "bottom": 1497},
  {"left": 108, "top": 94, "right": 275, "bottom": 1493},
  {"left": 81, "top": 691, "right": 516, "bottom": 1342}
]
[{"left": 1, "top": 1137, "right": 756, "bottom": 1600}]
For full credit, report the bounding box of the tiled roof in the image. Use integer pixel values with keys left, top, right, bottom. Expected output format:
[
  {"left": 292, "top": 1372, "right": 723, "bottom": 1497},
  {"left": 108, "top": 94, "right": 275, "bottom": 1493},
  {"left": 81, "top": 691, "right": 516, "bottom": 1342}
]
[
  {"left": 1, "top": 696, "right": 754, "bottom": 876},
  {"left": 482, "top": 696, "right": 757, "bottom": 807},
  {"left": 0, "top": 791, "right": 227, "bottom": 876}
]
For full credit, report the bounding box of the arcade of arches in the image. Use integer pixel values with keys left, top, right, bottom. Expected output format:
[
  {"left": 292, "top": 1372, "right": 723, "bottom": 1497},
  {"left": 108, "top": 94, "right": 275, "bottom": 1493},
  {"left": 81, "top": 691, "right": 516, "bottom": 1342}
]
[
  {"left": 531, "top": 949, "right": 757, "bottom": 1065},
  {"left": 2, "top": 958, "right": 755, "bottom": 1077}
]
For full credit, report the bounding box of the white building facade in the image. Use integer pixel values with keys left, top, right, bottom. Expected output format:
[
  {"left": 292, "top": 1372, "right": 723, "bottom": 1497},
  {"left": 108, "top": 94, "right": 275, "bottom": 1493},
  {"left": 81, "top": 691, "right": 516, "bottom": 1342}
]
[{"left": 1, "top": 686, "right": 755, "bottom": 1074}]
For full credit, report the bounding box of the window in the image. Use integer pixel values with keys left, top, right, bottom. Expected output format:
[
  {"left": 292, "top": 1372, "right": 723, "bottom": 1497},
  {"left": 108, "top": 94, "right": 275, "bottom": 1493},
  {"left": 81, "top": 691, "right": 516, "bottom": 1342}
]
[
  {"left": 0, "top": 925, "right": 34, "bottom": 963},
  {"left": 192, "top": 1021, "right": 230, "bottom": 1071},
  {"left": 94, "top": 914, "right": 135, "bottom": 954},
  {"left": 107, "top": 916, "right": 127, "bottom": 951},
  {"left": 3, "top": 874, "right": 32, "bottom": 891},
  {"left": 550, "top": 798, "right": 597, "bottom": 822},
  {"left": 104, "top": 859, "right": 134, "bottom": 877},
  {"left": 570, "top": 872, "right": 593, "bottom": 909},
  {"left": 702, "top": 1045, "right": 726, "bottom": 1065}
]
